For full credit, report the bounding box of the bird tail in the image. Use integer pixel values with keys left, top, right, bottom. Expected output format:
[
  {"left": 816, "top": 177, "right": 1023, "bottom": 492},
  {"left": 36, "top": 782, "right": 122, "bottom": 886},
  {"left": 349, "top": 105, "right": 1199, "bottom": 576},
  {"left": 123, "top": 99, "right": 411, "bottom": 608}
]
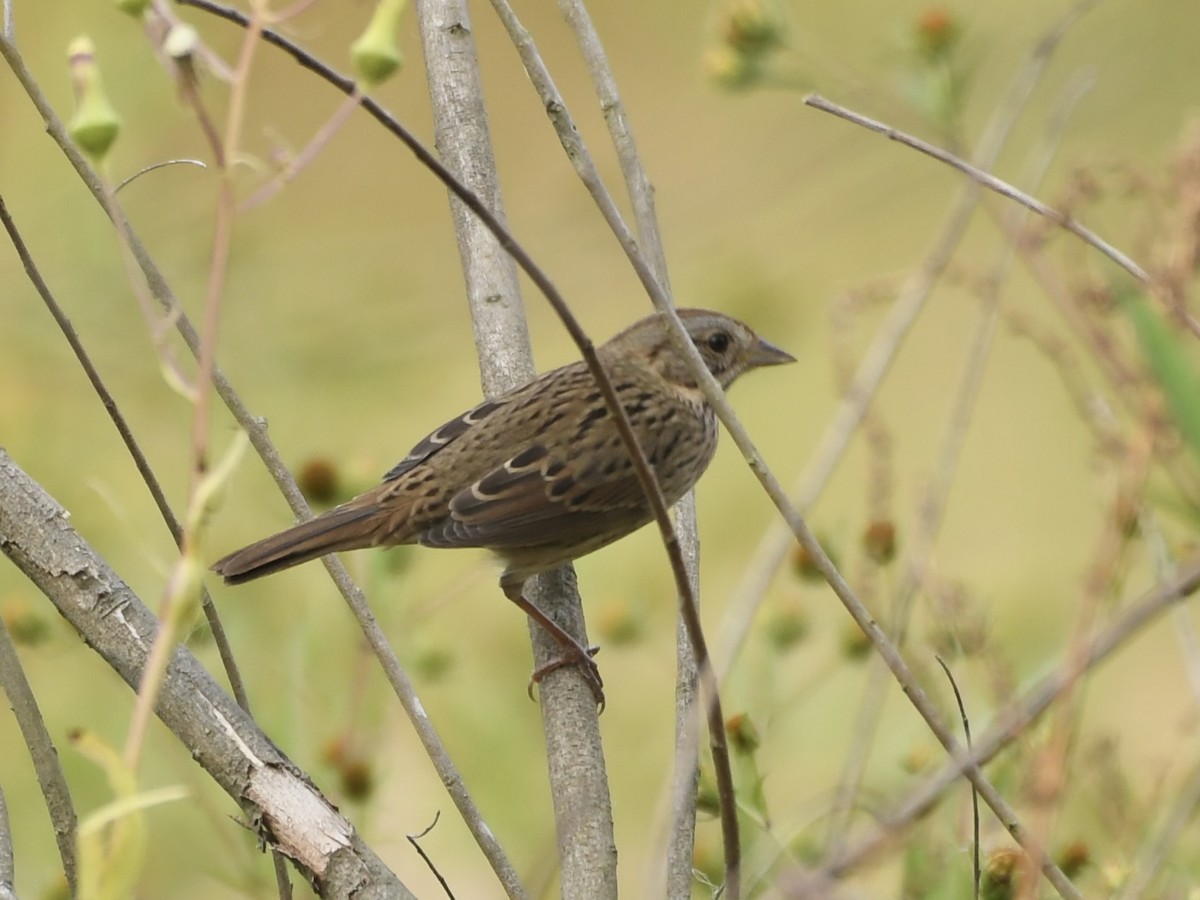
[{"left": 212, "top": 505, "right": 381, "bottom": 585}]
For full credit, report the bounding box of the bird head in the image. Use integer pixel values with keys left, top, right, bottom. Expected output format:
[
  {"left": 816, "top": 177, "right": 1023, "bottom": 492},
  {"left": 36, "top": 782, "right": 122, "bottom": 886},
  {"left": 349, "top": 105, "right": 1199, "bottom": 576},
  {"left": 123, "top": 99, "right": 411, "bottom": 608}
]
[{"left": 608, "top": 308, "right": 795, "bottom": 390}]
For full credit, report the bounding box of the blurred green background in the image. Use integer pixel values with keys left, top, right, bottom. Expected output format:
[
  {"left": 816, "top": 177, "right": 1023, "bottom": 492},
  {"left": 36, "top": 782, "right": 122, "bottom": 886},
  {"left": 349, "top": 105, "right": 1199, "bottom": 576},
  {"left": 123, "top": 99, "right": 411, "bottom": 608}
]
[{"left": 3, "top": 0, "right": 1200, "bottom": 897}]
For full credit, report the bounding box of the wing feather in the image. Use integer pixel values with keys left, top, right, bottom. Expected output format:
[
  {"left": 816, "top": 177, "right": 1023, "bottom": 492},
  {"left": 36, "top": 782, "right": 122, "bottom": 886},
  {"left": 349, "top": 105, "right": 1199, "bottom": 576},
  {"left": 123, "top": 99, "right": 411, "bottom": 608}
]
[
  {"left": 382, "top": 397, "right": 507, "bottom": 481},
  {"left": 419, "top": 443, "right": 649, "bottom": 550}
]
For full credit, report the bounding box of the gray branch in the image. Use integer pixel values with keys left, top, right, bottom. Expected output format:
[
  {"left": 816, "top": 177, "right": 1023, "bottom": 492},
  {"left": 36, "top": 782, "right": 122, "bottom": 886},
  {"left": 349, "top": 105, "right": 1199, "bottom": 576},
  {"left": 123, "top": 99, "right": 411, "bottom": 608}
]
[
  {"left": 0, "top": 450, "right": 414, "bottom": 900},
  {"left": 0, "top": 609, "right": 76, "bottom": 892},
  {"left": 0, "top": 785, "right": 14, "bottom": 900}
]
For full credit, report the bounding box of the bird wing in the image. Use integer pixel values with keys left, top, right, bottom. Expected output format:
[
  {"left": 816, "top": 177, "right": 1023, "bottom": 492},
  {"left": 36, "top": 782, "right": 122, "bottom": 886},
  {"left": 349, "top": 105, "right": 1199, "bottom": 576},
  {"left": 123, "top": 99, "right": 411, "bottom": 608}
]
[
  {"left": 418, "top": 441, "right": 650, "bottom": 550},
  {"left": 381, "top": 396, "right": 508, "bottom": 481}
]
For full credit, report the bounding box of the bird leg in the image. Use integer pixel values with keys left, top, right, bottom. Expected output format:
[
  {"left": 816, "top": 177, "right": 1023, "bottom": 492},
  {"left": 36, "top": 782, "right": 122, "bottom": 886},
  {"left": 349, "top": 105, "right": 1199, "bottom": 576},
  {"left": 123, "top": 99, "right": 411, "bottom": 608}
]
[{"left": 501, "top": 576, "right": 605, "bottom": 710}]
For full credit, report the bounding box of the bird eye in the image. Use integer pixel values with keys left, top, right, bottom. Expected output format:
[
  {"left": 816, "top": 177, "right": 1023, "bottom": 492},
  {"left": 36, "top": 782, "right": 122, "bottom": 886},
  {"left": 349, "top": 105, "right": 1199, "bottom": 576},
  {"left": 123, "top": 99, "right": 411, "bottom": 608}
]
[{"left": 706, "top": 331, "right": 731, "bottom": 354}]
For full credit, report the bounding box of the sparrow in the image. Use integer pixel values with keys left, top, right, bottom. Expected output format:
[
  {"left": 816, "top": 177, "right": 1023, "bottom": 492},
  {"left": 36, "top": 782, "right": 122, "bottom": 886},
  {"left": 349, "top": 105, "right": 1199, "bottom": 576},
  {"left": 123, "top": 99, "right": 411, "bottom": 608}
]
[{"left": 212, "top": 309, "right": 794, "bottom": 704}]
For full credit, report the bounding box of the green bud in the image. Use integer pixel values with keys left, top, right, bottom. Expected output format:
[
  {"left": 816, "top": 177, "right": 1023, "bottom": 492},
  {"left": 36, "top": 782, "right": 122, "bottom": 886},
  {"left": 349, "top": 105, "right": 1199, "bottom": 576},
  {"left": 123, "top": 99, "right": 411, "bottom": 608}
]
[
  {"left": 840, "top": 620, "right": 872, "bottom": 661},
  {"left": 723, "top": 0, "right": 784, "bottom": 56},
  {"left": 762, "top": 602, "right": 809, "bottom": 652},
  {"left": 595, "top": 597, "right": 645, "bottom": 646},
  {"left": 2, "top": 597, "right": 52, "bottom": 647},
  {"left": 351, "top": 0, "right": 408, "bottom": 89},
  {"left": 115, "top": 0, "right": 151, "bottom": 18},
  {"left": 704, "top": 45, "right": 761, "bottom": 91},
  {"left": 67, "top": 37, "right": 120, "bottom": 163}
]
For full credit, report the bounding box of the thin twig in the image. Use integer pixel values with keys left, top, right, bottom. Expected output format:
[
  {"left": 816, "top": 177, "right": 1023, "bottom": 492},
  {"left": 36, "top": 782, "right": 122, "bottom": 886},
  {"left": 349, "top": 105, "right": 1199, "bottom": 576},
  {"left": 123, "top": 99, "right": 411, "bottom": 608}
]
[
  {"left": 936, "top": 657, "right": 980, "bottom": 900},
  {"left": 549, "top": 3, "right": 706, "bottom": 890},
  {"left": 115, "top": 157, "right": 208, "bottom": 193},
  {"left": 1146, "top": 519, "right": 1200, "bottom": 707},
  {"left": 240, "top": 88, "right": 363, "bottom": 212},
  {"left": 2, "top": 183, "right": 281, "bottom": 893},
  {"left": 0, "top": 614, "right": 77, "bottom": 893},
  {"left": 803, "top": 93, "right": 1148, "bottom": 284},
  {"left": 1018, "top": 440, "right": 1149, "bottom": 900},
  {"left": 998, "top": 207, "right": 1200, "bottom": 510},
  {"left": 406, "top": 813, "right": 456, "bottom": 900},
  {"left": 556, "top": 0, "right": 670, "bottom": 277},
  {"left": 0, "top": 786, "right": 13, "bottom": 900},
  {"left": 122, "top": 0, "right": 261, "bottom": 777},
  {"left": 1110, "top": 513, "right": 1200, "bottom": 900},
  {"left": 803, "top": 93, "right": 1199, "bottom": 344},
  {"left": 0, "top": 183, "right": 294, "bottom": 900}
]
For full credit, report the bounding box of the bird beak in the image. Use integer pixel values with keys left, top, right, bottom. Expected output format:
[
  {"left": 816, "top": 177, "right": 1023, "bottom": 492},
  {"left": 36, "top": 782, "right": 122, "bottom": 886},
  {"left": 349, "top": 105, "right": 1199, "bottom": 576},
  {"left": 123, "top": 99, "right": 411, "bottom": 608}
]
[{"left": 748, "top": 337, "right": 796, "bottom": 368}]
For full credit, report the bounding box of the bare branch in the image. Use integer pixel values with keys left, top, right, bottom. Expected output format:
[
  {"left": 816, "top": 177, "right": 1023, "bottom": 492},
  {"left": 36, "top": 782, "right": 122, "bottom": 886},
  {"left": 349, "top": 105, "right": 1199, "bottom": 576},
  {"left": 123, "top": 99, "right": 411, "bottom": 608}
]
[
  {"left": 0, "top": 786, "right": 14, "bottom": 900},
  {"left": 0, "top": 451, "right": 414, "bottom": 899},
  {"left": 0, "top": 613, "right": 76, "bottom": 893}
]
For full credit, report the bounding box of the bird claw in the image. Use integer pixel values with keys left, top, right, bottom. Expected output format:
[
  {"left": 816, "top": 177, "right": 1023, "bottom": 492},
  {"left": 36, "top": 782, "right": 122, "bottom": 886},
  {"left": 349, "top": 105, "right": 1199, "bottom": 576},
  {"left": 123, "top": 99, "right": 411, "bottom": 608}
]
[{"left": 527, "top": 644, "right": 605, "bottom": 711}]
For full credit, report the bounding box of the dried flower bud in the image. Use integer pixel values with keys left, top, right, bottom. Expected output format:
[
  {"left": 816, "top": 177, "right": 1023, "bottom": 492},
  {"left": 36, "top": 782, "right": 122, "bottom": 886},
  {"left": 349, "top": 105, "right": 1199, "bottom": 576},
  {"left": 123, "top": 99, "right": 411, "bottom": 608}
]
[
  {"left": 725, "top": 713, "right": 761, "bottom": 755},
  {"left": 298, "top": 457, "right": 341, "bottom": 506},
  {"left": 915, "top": 7, "right": 960, "bottom": 62},
  {"left": 1056, "top": 840, "right": 1090, "bottom": 879},
  {"left": 862, "top": 519, "right": 897, "bottom": 564},
  {"left": 790, "top": 538, "right": 837, "bottom": 583},
  {"left": 163, "top": 22, "right": 199, "bottom": 61},
  {"left": 340, "top": 758, "right": 375, "bottom": 801},
  {"left": 982, "top": 847, "right": 1020, "bottom": 899}
]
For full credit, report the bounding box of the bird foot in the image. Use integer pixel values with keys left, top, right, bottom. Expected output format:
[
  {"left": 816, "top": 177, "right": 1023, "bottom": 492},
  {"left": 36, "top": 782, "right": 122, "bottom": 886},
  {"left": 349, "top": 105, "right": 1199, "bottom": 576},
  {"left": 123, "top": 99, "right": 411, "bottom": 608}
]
[{"left": 527, "top": 644, "right": 605, "bottom": 711}]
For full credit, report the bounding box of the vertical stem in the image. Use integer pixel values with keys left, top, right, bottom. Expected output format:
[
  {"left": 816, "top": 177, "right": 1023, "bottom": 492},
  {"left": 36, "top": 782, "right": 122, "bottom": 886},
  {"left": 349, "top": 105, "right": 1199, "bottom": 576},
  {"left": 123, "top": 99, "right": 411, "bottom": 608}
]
[{"left": 414, "top": 0, "right": 615, "bottom": 896}]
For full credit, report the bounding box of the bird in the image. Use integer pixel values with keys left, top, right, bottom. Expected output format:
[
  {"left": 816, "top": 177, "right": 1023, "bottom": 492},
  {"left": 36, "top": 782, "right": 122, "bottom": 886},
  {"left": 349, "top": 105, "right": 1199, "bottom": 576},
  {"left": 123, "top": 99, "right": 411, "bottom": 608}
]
[{"left": 212, "top": 309, "right": 795, "bottom": 705}]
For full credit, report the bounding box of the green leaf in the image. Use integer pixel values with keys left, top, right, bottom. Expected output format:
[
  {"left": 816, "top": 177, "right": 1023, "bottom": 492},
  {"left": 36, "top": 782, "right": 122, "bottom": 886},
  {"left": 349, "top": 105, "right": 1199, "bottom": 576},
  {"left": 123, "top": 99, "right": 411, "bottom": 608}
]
[{"left": 1118, "top": 286, "right": 1200, "bottom": 463}]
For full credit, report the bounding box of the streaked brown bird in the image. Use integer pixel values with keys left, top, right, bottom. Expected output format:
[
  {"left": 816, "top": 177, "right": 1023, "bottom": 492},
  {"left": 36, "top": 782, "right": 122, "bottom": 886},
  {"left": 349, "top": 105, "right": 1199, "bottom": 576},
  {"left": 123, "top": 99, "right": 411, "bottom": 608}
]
[{"left": 212, "top": 309, "right": 794, "bottom": 703}]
